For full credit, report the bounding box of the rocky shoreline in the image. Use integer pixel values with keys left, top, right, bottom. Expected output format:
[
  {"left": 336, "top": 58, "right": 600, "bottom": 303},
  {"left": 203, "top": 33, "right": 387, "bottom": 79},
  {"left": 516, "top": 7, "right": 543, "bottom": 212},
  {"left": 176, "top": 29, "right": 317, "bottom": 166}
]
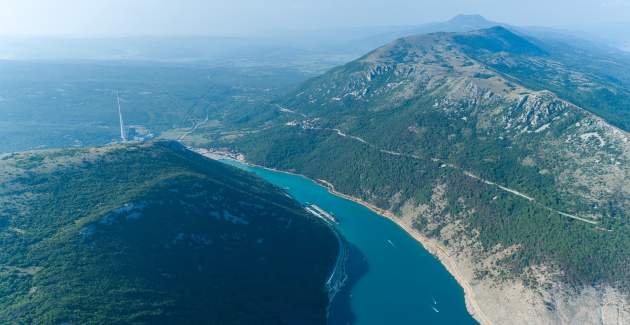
[
  {"left": 192, "top": 147, "right": 630, "bottom": 325},
  {"left": 314, "top": 179, "right": 494, "bottom": 325},
  {"left": 314, "top": 178, "right": 630, "bottom": 325}
]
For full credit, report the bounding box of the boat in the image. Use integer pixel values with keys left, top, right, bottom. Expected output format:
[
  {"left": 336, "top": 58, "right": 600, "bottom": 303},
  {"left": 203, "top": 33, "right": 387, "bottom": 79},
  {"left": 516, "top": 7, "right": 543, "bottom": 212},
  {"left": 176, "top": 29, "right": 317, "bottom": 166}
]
[
  {"left": 304, "top": 204, "right": 337, "bottom": 223},
  {"left": 432, "top": 306, "right": 440, "bottom": 313},
  {"left": 387, "top": 239, "right": 395, "bottom": 247}
]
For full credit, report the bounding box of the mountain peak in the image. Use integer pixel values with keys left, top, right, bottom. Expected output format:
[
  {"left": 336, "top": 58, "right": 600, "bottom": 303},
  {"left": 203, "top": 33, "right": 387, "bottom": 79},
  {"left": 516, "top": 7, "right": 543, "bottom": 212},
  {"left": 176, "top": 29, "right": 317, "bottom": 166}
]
[{"left": 448, "top": 14, "right": 492, "bottom": 25}]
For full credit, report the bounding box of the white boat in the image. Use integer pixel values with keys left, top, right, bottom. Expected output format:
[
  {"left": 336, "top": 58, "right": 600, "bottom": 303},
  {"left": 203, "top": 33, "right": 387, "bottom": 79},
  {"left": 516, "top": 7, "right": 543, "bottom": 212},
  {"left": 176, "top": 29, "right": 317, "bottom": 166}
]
[
  {"left": 305, "top": 204, "right": 337, "bottom": 223},
  {"left": 387, "top": 239, "right": 396, "bottom": 247},
  {"left": 432, "top": 306, "right": 440, "bottom": 313}
]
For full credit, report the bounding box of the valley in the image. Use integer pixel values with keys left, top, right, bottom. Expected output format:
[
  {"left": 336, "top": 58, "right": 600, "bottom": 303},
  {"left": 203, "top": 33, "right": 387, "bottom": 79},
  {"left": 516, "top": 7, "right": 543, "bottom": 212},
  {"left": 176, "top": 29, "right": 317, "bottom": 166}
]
[
  {"left": 1, "top": 12, "right": 629, "bottom": 325},
  {"left": 0, "top": 61, "right": 312, "bottom": 153}
]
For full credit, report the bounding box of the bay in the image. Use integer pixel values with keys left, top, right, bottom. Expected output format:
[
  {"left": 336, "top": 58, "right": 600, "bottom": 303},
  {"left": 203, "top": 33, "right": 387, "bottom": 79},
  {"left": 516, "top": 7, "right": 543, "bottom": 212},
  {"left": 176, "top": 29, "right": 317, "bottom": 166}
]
[{"left": 222, "top": 160, "right": 478, "bottom": 325}]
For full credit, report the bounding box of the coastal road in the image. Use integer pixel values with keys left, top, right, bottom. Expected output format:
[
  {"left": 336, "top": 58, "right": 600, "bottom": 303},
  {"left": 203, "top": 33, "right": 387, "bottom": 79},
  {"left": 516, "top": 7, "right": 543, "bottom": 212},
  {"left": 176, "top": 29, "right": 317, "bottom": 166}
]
[{"left": 277, "top": 107, "right": 600, "bottom": 226}]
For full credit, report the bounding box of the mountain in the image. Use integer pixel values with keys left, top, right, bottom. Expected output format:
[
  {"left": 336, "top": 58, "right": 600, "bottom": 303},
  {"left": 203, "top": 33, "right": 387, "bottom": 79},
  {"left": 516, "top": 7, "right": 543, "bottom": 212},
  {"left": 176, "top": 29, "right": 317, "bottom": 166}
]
[
  {"left": 0, "top": 141, "right": 339, "bottom": 324},
  {"left": 407, "top": 14, "right": 501, "bottom": 35},
  {"left": 454, "top": 28, "right": 630, "bottom": 130},
  {"left": 343, "top": 16, "right": 630, "bottom": 111},
  {"left": 215, "top": 27, "right": 630, "bottom": 324},
  {"left": 340, "top": 15, "right": 595, "bottom": 55},
  {"left": 340, "top": 14, "right": 503, "bottom": 54}
]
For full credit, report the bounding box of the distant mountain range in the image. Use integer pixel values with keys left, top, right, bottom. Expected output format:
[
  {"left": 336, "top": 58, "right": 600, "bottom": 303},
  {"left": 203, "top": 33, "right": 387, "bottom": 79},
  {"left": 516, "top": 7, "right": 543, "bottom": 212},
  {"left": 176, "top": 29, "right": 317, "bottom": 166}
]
[
  {"left": 214, "top": 26, "right": 630, "bottom": 324},
  {"left": 1, "top": 15, "right": 628, "bottom": 69}
]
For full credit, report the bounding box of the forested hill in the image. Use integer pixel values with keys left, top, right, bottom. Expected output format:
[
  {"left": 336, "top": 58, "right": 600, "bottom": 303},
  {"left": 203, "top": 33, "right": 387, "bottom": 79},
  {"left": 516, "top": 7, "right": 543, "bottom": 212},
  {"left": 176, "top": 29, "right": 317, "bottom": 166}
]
[
  {"left": 0, "top": 141, "right": 338, "bottom": 324},
  {"left": 220, "top": 27, "right": 630, "bottom": 294}
]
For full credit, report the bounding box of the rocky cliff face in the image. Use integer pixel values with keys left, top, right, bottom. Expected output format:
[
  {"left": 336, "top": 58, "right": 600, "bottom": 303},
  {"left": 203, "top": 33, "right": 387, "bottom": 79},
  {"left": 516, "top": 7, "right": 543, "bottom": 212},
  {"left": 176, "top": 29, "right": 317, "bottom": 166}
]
[{"left": 399, "top": 182, "right": 629, "bottom": 325}]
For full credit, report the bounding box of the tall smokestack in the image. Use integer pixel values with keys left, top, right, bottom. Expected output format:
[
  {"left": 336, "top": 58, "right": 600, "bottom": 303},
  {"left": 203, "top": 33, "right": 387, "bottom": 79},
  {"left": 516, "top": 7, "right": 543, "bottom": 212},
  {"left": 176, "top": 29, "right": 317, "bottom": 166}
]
[{"left": 116, "top": 92, "right": 127, "bottom": 142}]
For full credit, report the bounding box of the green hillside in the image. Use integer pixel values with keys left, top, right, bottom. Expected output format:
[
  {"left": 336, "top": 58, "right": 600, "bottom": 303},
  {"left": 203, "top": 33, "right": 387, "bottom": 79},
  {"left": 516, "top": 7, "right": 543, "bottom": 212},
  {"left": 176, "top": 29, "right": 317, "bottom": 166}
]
[
  {"left": 214, "top": 28, "right": 629, "bottom": 292},
  {"left": 0, "top": 141, "right": 338, "bottom": 324}
]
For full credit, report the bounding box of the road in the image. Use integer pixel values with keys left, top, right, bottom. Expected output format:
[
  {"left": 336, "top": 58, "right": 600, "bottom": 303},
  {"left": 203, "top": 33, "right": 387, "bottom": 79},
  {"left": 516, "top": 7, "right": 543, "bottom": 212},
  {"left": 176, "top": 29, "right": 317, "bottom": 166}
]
[{"left": 277, "top": 107, "right": 600, "bottom": 226}]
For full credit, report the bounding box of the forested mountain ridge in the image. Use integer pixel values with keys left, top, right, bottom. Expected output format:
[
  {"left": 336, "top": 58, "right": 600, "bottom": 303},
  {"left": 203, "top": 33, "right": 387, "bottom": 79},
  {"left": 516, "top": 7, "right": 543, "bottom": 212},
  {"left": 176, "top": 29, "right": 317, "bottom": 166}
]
[
  {"left": 0, "top": 141, "right": 338, "bottom": 324},
  {"left": 215, "top": 27, "right": 630, "bottom": 324},
  {"left": 261, "top": 26, "right": 628, "bottom": 227}
]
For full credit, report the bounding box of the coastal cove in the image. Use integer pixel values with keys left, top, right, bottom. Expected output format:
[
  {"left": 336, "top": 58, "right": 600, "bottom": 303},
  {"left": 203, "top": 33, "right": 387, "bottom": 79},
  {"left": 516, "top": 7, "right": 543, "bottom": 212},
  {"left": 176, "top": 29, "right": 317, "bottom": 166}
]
[{"left": 220, "top": 159, "right": 479, "bottom": 325}]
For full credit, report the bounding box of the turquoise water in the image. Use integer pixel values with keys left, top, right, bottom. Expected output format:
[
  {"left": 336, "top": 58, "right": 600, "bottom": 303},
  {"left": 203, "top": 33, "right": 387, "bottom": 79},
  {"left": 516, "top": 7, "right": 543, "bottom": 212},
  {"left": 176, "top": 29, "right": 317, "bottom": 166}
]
[{"left": 223, "top": 160, "right": 478, "bottom": 325}]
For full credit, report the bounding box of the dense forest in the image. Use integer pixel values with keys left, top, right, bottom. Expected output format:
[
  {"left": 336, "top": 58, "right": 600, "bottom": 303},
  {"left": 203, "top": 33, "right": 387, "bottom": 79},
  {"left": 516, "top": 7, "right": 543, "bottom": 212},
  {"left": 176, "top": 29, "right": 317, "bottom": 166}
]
[{"left": 0, "top": 141, "right": 338, "bottom": 324}]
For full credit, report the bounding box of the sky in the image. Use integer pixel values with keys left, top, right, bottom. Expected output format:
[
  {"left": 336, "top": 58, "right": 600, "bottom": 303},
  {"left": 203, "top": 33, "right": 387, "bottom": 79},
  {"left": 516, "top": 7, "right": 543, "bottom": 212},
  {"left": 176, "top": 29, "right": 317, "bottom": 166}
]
[{"left": 0, "top": 0, "right": 629, "bottom": 37}]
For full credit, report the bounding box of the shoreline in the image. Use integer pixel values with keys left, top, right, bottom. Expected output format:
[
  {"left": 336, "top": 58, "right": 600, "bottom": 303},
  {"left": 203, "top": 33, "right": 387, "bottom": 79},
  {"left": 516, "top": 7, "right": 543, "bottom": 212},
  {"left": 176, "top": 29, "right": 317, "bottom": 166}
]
[
  {"left": 193, "top": 148, "right": 492, "bottom": 325},
  {"left": 314, "top": 179, "right": 492, "bottom": 325}
]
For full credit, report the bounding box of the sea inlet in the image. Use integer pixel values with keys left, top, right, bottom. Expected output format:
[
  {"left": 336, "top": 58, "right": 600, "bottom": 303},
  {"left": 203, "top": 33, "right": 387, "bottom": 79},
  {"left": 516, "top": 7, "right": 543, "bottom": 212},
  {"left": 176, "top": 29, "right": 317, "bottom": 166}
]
[{"left": 222, "top": 160, "right": 478, "bottom": 325}]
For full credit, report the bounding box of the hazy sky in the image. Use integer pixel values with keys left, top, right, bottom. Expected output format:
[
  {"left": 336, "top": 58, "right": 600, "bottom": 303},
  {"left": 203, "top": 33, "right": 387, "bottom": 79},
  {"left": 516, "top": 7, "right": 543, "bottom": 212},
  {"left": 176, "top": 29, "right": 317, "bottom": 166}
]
[{"left": 1, "top": 0, "right": 629, "bottom": 37}]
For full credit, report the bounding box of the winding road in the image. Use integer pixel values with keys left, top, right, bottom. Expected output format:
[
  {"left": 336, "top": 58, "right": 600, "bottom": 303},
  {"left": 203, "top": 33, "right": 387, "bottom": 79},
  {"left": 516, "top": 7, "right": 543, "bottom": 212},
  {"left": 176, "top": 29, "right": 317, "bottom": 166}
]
[{"left": 279, "top": 108, "right": 600, "bottom": 226}]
